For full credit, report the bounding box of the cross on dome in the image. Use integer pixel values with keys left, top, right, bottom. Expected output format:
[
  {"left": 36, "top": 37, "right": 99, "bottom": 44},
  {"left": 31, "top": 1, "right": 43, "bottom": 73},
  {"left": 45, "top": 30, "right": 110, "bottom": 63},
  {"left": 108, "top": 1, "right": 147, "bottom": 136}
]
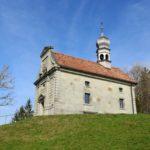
[
  {"left": 96, "top": 22, "right": 111, "bottom": 68},
  {"left": 100, "top": 22, "right": 104, "bottom": 36}
]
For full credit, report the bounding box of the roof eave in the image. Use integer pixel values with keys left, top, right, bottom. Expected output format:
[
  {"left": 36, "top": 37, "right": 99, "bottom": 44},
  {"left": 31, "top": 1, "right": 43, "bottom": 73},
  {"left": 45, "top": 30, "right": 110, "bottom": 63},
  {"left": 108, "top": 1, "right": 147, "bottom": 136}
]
[
  {"left": 59, "top": 65, "right": 137, "bottom": 85},
  {"left": 34, "top": 67, "right": 58, "bottom": 85}
]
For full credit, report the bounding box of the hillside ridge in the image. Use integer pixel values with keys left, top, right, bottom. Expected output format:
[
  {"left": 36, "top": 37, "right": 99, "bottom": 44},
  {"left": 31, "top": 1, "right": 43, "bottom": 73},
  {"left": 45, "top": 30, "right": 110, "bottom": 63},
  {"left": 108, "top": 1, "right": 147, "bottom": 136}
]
[{"left": 0, "top": 114, "right": 150, "bottom": 150}]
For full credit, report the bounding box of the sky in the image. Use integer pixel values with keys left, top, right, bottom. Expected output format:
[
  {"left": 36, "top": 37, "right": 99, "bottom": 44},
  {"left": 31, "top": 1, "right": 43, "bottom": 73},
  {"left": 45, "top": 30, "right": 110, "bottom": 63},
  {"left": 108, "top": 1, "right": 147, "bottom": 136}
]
[{"left": 0, "top": 0, "right": 150, "bottom": 124}]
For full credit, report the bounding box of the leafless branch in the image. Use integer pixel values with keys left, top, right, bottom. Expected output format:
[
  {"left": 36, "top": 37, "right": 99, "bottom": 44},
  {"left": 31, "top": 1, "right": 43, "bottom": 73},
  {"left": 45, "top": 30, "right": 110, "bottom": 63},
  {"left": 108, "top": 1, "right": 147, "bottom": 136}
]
[
  {"left": 129, "top": 64, "right": 150, "bottom": 113},
  {"left": 0, "top": 65, "right": 14, "bottom": 106}
]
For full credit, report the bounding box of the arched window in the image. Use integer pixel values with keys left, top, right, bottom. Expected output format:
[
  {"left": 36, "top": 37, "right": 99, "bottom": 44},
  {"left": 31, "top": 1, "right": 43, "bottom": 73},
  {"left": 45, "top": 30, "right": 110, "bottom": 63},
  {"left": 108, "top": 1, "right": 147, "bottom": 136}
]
[
  {"left": 38, "top": 94, "right": 45, "bottom": 107},
  {"left": 100, "top": 54, "right": 104, "bottom": 61},
  {"left": 106, "top": 54, "right": 109, "bottom": 61}
]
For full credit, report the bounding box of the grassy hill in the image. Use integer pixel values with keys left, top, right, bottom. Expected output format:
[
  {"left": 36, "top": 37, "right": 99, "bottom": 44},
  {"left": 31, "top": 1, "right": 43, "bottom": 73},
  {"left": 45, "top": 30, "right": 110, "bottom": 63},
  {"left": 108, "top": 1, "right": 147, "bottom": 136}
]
[{"left": 0, "top": 114, "right": 150, "bottom": 150}]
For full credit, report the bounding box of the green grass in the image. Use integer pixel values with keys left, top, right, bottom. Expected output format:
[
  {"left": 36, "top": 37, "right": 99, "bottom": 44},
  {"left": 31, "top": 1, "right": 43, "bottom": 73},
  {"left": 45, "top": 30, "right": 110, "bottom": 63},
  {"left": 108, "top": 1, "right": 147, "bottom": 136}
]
[{"left": 0, "top": 114, "right": 150, "bottom": 150}]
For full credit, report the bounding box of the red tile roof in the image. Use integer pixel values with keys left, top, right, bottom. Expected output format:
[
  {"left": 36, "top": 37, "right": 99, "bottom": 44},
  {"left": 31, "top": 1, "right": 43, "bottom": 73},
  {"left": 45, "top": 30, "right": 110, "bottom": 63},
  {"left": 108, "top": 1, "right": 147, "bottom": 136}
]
[{"left": 53, "top": 51, "right": 136, "bottom": 84}]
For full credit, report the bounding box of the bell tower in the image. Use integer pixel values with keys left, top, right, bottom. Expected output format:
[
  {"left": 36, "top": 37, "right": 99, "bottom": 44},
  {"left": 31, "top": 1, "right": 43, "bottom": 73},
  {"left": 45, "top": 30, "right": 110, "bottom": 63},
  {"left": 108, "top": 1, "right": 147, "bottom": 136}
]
[{"left": 96, "top": 23, "right": 111, "bottom": 69}]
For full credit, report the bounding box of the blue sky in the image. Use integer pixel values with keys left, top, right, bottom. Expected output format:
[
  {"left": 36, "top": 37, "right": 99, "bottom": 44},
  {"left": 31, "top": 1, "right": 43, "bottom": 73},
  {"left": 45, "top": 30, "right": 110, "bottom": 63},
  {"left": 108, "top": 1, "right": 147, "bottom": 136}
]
[{"left": 0, "top": 0, "right": 150, "bottom": 123}]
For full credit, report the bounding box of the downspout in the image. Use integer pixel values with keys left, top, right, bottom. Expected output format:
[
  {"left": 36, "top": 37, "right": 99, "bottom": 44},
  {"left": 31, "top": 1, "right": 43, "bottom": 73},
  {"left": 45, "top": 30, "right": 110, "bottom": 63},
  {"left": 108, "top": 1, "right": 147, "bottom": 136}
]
[{"left": 130, "top": 84, "right": 134, "bottom": 114}]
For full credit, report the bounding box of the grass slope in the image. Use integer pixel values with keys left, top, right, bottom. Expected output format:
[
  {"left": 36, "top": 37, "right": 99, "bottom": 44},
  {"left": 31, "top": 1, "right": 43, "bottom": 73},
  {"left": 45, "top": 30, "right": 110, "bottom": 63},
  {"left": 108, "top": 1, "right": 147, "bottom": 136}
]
[{"left": 0, "top": 114, "right": 150, "bottom": 150}]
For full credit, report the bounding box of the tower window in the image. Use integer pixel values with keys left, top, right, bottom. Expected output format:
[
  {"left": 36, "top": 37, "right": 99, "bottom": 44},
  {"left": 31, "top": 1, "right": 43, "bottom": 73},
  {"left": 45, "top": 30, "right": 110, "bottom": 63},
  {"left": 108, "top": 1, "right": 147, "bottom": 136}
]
[
  {"left": 85, "top": 81, "right": 90, "bottom": 87},
  {"left": 84, "top": 93, "right": 90, "bottom": 104},
  {"left": 119, "top": 99, "right": 124, "bottom": 109},
  {"left": 106, "top": 54, "right": 109, "bottom": 60},
  {"left": 100, "top": 54, "right": 104, "bottom": 61}
]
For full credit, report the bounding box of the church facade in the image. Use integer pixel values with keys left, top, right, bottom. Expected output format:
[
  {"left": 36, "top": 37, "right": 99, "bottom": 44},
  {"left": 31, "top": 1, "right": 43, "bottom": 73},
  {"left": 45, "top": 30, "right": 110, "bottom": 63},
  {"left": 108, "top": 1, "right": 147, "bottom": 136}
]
[{"left": 34, "top": 29, "right": 137, "bottom": 115}]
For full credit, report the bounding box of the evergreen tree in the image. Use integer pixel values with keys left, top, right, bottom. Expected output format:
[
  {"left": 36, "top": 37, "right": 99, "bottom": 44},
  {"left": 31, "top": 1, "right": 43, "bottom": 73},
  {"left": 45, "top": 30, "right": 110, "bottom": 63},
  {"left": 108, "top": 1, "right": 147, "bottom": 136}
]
[
  {"left": 13, "top": 112, "right": 19, "bottom": 122},
  {"left": 18, "top": 106, "right": 26, "bottom": 119},
  {"left": 24, "top": 99, "right": 33, "bottom": 117},
  {"left": 12, "top": 99, "right": 33, "bottom": 122}
]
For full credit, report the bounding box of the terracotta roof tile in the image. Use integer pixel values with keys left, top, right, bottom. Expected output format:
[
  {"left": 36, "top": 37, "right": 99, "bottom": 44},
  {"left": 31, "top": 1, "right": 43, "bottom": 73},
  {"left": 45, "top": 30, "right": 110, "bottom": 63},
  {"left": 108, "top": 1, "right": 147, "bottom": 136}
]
[{"left": 53, "top": 51, "right": 136, "bottom": 84}]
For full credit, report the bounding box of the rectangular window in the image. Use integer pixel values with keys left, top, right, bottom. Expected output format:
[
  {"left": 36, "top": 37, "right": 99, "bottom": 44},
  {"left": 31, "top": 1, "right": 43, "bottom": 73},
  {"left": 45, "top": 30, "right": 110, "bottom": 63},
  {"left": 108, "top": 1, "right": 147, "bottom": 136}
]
[
  {"left": 84, "top": 93, "right": 90, "bottom": 104},
  {"left": 119, "top": 99, "right": 124, "bottom": 109},
  {"left": 119, "top": 87, "right": 123, "bottom": 92},
  {"left": 85, "top": 81, "right": 90, "bottom": 87}
]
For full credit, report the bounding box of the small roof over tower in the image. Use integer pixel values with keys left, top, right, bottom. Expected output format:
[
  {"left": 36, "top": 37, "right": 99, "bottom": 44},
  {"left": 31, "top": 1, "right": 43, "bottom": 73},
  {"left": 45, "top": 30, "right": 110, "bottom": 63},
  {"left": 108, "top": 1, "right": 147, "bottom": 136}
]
[
  {"left": 96, "top": 22, "right": 110, "bottom": 50},
  {"left": 96, "top": 22, "right": 111, "bottom": 68}
]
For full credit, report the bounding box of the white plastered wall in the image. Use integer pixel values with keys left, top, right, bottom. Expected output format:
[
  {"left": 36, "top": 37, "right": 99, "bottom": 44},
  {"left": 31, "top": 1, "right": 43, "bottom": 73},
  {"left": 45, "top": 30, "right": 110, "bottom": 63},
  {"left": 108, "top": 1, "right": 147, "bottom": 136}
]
[{"left": 54, "top": 70, "right": 137, "bottom": 114}]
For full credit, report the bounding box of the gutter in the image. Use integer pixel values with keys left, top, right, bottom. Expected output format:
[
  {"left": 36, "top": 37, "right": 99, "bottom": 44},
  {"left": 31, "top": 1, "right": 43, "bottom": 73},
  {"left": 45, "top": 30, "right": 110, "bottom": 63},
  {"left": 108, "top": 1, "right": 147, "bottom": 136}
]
[
  {"left": 59, "top": 65, "right": 137, "bottom": 85},
  {"left": 130, "top": 84, "right": 135, "bottom": 114}
]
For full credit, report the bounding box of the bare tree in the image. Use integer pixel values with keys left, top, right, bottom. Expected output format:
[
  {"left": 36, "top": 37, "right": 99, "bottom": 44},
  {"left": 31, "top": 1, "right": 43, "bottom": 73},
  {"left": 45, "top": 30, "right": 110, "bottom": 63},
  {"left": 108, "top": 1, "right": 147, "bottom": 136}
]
[
  {"left": 129, "top": 64, "right": 150, "bottom": 113},
  {"left": 0, "top": 65, "right": 14, "bottom": 106}
]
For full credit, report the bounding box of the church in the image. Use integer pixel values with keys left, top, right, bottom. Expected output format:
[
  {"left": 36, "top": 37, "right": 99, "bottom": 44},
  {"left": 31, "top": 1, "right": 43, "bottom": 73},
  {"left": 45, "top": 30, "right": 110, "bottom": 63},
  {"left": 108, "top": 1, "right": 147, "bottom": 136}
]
[{"left": 34, "top": 26, "right": 137, "bottom": 115}]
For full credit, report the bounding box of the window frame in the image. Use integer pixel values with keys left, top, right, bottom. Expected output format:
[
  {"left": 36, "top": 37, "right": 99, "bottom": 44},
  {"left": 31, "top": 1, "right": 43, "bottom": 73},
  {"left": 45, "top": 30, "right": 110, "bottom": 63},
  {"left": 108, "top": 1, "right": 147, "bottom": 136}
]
[
  {"left": 84, "top": 93, "right": 90, "bottom": 104},
  {"left": 119, "top": 98, "right": 125, "bottom": 109},
  {"left": 119, "top": 87, "right": 123, "bottom": 92},
  {"left": 85, "top": 81, "right": 90, "bottom": 87}
]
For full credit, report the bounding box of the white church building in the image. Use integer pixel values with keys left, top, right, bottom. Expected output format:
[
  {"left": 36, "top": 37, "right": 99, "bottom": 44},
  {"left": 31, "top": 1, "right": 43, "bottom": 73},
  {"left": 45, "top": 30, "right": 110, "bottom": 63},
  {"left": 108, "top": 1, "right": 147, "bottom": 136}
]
[{"left": 34, "top": 26, "right": 137, "bottom": 115}]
